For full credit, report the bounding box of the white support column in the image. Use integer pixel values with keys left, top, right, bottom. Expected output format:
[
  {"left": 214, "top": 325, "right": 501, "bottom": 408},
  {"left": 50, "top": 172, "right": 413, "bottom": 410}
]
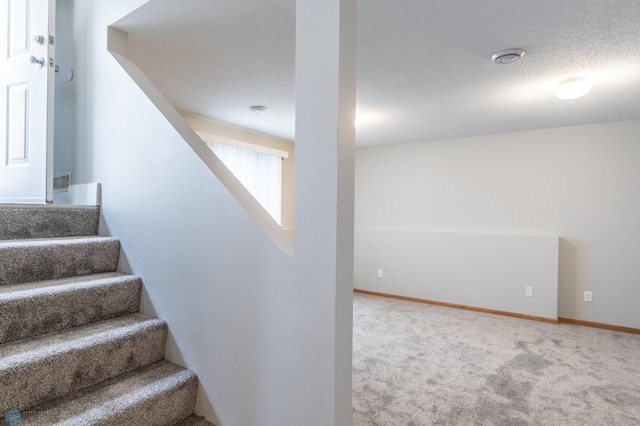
[{"left": 294, "top": 0, "right": 357, "bottom": 424}]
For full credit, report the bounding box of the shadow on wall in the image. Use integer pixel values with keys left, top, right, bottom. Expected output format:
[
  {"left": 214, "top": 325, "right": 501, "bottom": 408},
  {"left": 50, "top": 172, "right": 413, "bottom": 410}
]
[{"left": 558, "top": 238, "right": 579, "bottom": 319}]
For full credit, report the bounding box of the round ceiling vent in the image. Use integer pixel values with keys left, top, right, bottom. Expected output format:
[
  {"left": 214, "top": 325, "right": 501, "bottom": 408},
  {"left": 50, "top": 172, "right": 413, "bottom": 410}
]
[
  {"left": 249, "top": 105, "right": 268, "bottom": 113},
  {"left": 491, "top": 48, "right": 525, "bottom": 64}
]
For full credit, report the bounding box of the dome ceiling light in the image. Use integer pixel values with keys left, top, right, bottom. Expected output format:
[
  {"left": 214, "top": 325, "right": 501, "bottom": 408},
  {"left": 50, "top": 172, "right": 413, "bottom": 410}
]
[
  {"left": 491, "top": 48, "right": 526, "bottom": 64},
  {"left": 555, "top": 77, "right": 592, "bottom": 100}
]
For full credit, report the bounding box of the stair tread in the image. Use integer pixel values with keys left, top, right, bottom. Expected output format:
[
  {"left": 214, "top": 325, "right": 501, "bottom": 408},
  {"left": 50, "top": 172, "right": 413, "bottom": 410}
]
[
  {"left": 0, "top": 236, "right": 121, "bottom": 286},
  {"left": 21, "top": 360, "right": 197, "bottom": 425},
  {"left": 0, "top": 271, "right": 135, "bottom": 295},
  {"left": 0, "top": 313, "right": 163, "bottom": 363},
  {"left": 0, "top": 314, "right": 168, "bottom": 412},
  {"left": 0, "top": 272, "right": 142, "bottom": 345},
  {"left": 0, "top": 235, "right": 117, "bottom": 246},
  {"left": 0, "top": 206, "right": 99, "bottom": 240}
]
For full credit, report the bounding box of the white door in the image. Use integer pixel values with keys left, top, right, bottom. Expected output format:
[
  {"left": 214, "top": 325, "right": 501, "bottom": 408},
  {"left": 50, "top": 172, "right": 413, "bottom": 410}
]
[{"left": 0, "top": 0, "right": 55, "bottom": 203}]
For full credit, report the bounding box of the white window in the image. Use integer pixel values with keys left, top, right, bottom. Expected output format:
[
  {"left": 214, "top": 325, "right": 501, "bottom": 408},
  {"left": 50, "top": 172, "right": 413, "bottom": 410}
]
[{"left": 207, "top": 143, "right": 282, "bottom": 225}]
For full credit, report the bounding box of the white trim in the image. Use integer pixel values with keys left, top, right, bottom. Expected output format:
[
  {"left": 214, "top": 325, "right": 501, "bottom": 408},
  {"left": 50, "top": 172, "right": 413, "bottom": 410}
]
[{"left": 195, "top": 130, "right": 289, "bottom": 159}]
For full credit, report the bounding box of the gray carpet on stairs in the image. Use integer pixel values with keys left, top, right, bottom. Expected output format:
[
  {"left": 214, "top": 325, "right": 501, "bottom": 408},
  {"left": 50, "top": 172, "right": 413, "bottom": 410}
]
[
  {"left": 0, "top": 314, "right": 167, "bottom": 411},
  {"left": 18, "top": 361, "right": 199, "bottom": 426},
  {"left": 0, "top": 206, "right": 215, "bottom": 426},
  {"left": 0, "top": 206, "right": 99, "bottom": 240},
  {"left": 353, "top": 293, "right": 640, "bottom": 425},
  {"left": 0, "top": 272, "right": 142, "bottom": 344},
  {"left": 175, "top": 415, "right": 217, "bottom": 425},
  {"left": 0, "top": 237, "right": 121, "bottom": 285}
]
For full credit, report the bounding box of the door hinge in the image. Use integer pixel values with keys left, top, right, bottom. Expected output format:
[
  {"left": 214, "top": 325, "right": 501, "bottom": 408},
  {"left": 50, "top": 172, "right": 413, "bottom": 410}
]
[{"left": 49, "top": 35, "right": 55, "bottom": 46}]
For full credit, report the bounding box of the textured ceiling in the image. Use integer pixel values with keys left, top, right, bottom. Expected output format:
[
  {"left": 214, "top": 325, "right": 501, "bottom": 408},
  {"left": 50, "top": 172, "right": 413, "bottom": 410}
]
[{"left": 114, "top": 0, "right": 640, "bottom": 147}]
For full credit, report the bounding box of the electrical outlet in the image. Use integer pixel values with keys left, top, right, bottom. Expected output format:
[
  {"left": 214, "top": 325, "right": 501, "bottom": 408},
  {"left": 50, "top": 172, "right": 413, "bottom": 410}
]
[
  {"left": 377, "top": 269, "right": 384, "bottom": 278},
  {"left": 584, "top": 291, "right": 593, "bottom": 302},
  {"left": 525, "top": 286, "right": 533, "bottom": 297}
]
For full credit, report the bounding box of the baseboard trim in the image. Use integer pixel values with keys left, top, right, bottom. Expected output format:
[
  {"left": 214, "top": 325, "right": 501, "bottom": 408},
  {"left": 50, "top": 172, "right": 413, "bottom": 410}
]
[
  {"left": 353, "top": 288, "right": 559, "bottom": 324},
  {"left": 558, "top": 317, "right": 640, "bottom": 335}
]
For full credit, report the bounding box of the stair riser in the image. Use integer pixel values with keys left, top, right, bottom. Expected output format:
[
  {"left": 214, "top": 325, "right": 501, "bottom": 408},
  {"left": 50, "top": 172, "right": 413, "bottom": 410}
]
[
  {"left": 0, "top": 207, "right": 99, "bottom": 240},
  {"left": 0, "top": 277, "right": 142, "bottom": 344},
  {"left": 92, "top": 378, "right": 198, "bottom": 426},
  {"left": 0, "top": 239, "right": 120, "bottom": 286},
  {"left": 0, "top": 321, "right": 167, "bottom": 412},
  {"left": 18, "top": 361, "right": 198, "bottom": 426}
]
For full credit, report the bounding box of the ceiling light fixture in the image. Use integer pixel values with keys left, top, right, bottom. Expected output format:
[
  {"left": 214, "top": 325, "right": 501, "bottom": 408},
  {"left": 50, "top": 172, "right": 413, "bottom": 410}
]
[
  {"left": 249, "top": 105, "right": 268, "bottom": 113},
  {"left": 491, "top": 48, "right": 525, "bottom": 64},
  {"left": 555, "top": 77, "right": 591, "bottom": 100}
]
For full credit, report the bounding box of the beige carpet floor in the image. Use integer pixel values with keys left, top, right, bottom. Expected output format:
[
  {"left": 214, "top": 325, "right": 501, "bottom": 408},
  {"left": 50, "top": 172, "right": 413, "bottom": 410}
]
[{"left": 352, "top": 293, "right": 640, "bottom": 425}]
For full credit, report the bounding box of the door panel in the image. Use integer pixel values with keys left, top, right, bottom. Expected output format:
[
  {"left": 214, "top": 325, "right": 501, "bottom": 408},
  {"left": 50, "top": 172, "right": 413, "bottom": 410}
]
[
  {"left": 9, "top": 0, "right": 30, "bottom": 55},
  {"left": 7, "top": 83, "right": 30, "bottom": 164},
  {"left": 0, "top": 0, "right": 54, "bottom": 204}
]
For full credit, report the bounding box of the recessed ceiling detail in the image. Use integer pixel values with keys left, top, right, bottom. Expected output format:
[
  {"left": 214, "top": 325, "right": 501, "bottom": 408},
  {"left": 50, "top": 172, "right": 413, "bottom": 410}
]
[{"left": 491, "top": 48, "right": 525, "bottom": 64}]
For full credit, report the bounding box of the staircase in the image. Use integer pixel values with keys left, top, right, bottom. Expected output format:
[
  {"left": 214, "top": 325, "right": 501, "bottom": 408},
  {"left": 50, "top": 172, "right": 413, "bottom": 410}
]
[{"left": 0, "top": 205, "right": 213, "bottom": 426}]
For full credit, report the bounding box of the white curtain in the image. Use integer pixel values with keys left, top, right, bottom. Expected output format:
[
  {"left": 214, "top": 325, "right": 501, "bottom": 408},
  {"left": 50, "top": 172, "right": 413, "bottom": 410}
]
[{"left": 208, "top": 143, "right": 282, "bottom": 225}]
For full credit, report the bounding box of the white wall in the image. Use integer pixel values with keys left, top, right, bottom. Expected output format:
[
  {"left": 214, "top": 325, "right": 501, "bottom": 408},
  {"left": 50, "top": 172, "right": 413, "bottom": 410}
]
[
  {"left": 355, "top": 229, "right": 559, "bottom": 320},
  {"left": 73, "top": 1, "right": 355, "bottom": 425},
  {"left": 355, "top": 119, "right": 640, "bottom": 329},
  {"left": 53, "top": 0, "right": 75, "bottom": 176}
]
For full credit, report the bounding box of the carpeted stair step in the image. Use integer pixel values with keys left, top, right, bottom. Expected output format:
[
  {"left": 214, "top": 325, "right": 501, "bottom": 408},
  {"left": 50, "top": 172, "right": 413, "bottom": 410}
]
[
  {"left": 0, "top": 314, "right": 167, "bottom": 412},
  {"left": 174, "top": 415, "right": 216, "bottom": 425},
  {"left": 0, "top": 272, "right": 142, "bottom": 344},
  {"left": 0, "top": 206, "right": 99, "bottom": 240},
  {"left": 0, "top": 236, "right": 120, "bottom": 286},
  {"left": 19, "top": 360, "right": 198, "bottom": 426}
]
